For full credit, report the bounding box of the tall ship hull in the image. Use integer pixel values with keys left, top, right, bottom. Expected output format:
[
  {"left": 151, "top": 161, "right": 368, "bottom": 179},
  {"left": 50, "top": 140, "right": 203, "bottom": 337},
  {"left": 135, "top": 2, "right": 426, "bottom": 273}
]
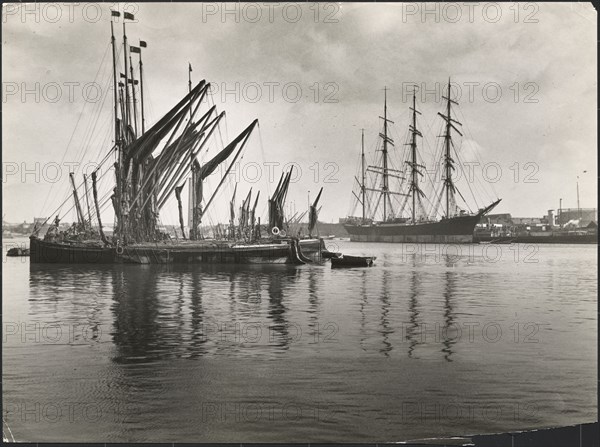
[{"left": 344, "top": 214, "right": 483, "bottom": 243}]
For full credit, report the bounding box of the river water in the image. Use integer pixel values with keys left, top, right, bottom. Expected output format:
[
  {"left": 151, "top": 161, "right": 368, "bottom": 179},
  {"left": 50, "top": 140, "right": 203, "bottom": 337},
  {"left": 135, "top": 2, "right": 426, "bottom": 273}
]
[{"left": 2, "top": 237, "right": 597, "bottom": 442}]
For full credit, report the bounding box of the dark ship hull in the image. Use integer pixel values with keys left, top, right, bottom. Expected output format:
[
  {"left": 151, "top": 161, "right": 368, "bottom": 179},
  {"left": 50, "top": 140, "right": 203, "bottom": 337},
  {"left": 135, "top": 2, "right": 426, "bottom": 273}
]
[
  {"left": 344, "top": 215, "right": 480, "bottom": 243},
  {"left": 30, "top": 236, "right": 322, "bottom": 265},
  {"left": 344, "top": 200, "right": 501, "bottom": 243},
  {"left": 30, "top": 236, "right": 116, "bottom": 264}
]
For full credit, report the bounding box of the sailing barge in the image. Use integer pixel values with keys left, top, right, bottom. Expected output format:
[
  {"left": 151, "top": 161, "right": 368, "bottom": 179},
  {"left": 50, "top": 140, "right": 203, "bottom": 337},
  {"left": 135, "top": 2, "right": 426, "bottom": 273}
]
[
  {"left": 344, "top": 82, "right": 500, "bottom": 243},
  {"left": 30, "top": 11, "right": 324, "bottom": 265}
]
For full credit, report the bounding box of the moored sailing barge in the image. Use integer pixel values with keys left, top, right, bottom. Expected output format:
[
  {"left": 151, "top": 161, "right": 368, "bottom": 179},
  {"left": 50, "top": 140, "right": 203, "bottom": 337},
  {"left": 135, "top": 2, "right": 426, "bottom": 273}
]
[{"left": 30, "top": 10, "right": 323, "bottom": 265}]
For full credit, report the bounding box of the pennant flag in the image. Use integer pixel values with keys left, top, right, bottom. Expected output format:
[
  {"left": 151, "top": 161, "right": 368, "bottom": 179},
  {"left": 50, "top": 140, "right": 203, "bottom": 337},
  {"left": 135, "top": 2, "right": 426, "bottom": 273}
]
[
  {"left": 111, "top": 10, "right": 120, "bottom": 17},
  {"left": 130, "top": 46, "right": 140, "bottom": 54},
  {"left": 140, "top": 40, "right": 147, "bottom": 48},
  {"left": 124, "top": 11, "right": 135, "bottom": 20}
]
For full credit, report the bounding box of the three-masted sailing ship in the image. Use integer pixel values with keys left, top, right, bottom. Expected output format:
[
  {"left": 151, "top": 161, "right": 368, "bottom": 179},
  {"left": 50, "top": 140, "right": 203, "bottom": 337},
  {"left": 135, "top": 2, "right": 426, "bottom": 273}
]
[
  {"left": 30, "top": 11, "right": 324, "bottom": 264},
  {"left": 344, "top": 81, "right": 501, "bottom": 243}
]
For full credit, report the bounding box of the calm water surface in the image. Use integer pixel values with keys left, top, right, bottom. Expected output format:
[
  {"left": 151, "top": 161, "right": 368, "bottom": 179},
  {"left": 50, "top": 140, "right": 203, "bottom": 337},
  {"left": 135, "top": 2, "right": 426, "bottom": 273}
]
[{"left": 2, "top": 237, "right": 597, "bottom": 442}]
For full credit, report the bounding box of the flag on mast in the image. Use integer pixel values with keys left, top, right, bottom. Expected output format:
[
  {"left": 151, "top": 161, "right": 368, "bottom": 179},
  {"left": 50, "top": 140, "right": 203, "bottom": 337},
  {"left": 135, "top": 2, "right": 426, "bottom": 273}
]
[
  {"left": 111, "top": 10, "right": 120, "bottom": 17},
  {"left": 124, "top": 11, "right": 135, "bottom": 20},
  {"left": 140, "top": 40, "right": 147, "bottom": 48}
]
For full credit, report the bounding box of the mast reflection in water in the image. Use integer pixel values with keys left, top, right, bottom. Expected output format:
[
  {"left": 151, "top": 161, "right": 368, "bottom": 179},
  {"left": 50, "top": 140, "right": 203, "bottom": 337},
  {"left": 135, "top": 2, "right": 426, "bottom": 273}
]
[{"left": 8, "top": 242, "right": 596, "bottom": 442}]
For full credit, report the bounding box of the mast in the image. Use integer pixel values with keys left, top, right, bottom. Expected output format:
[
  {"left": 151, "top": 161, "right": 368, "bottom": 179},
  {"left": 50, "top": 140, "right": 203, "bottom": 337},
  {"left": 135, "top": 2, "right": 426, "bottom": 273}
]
[
  {"left": 188, "top": 63, "right": 193, "bottom": 119},
  {"left": 408, "top": 90, "right": 424, "bottom": 223},
  {"left": 69, "top": 172, "right": 85, "bottom": 226},
  {"left": 174, "top": 185, "right": 186, "bottom": 239},
  {"left": 382, "top": 87, "right": 389, "bottom": 221},
  {"left": 139, "top": 41, "right": 146, "bottom": 134},
  {"left": 361, "top": 128, "right": 366, "bottom": 223},
  {"left": 439, "top": 78, "right": 462, "bottom": 219},
  {"left": 110, "top": 12, "right": 122, "bottom": 242},
  {"left": 123, "top": 20, "right": 130, "bottom": 137},
  {"left": 129, "top": 55, "right": 138, "bottom": 137},
  {"left": 91, "top": 171, "right": 108, "bottom": 245},
  {"left": 110, "top": 12, "right": 120, "bottom": 145},
  {"left": 445, "top": 80, "right": 451, "bottom": 217},
  {"left": 187, "top": 62, "right": 195, "bottom": 238},
  {"left": 83, "top": 174, "right": 92, "bottom": 227},
  {"left": 412, "top": 93, "right": 417, "bottom": 222},
  {"left": 229, "top": 183, "right": 237, "bottom": 240}
]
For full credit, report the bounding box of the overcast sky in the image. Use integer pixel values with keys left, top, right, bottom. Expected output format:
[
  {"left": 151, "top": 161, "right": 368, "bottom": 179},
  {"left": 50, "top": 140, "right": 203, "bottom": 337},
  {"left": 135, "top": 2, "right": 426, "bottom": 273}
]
[{"left": 2, "top": 2, "right": 597, "bottom": 224}]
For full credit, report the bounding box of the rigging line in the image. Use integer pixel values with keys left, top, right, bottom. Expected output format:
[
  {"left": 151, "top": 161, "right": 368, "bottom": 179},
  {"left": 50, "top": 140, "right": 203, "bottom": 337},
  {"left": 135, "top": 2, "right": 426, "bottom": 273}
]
[
  {"left": 256, "top": 124, "right": 271, "bottom": 199},
  {"left": 455, "top": 104, "right": 499, "bottom": 200},
  {"left": 450, "top": 139, "right": 477, "bottom": 212},
  {"left": 59, "top": 166, "right": 115, "bottom": 223},
  {"left": 77, "top": 48, "right": 113, "bottom": 158},
  {"left": 40, "top": 41, "right": 112, "bottom": 217},
  {"left": 92, "top": 117, "right": 114, "bottom": 165},
  {"left": 47, "top": 142, "right": 116, "bottom": 228},
  {"left": 48, "top": 157, "right": 114, "bottom": 225},
  {"left": 77, "top": 69, "right": 114, "bottom": 167},
  {"left": 208, "top": 85, "right": 227, "bottom": 154},
  {"left": 46, "top": 46, "right": 115, "bottom": 219}
]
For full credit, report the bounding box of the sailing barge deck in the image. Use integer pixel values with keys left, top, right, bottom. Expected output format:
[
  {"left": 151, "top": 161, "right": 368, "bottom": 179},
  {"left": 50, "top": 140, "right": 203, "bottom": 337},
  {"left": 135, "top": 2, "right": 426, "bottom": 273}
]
[{"left": 30, "top": 236, "right": 323, "bottom": 265}]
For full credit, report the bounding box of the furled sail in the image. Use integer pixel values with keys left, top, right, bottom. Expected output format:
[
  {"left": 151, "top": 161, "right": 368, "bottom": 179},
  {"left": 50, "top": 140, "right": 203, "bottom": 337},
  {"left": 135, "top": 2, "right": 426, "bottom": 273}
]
[{"left": 308, "top": 187, "right": 323, "bottom": 237}]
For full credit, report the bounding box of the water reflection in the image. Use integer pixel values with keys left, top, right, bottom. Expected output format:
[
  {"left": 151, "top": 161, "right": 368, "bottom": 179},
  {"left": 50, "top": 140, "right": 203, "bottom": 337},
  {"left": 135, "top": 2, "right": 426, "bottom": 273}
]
[
  {"left": 28, "top": 264, "right": 110, "bottom": 343},
  {"left": 307, "top": 267, "right": 320, "bottom": 342},
  {"left": 406, "top": 269, "right": 421, "bottom": 359},
  {"left": 379, "top": 265, "right": 393, "bottom": 357},
  {"left": 188, "top": 268, "right": 207, "bottom": 358},
  {"left": 359, "top": 270, "right": 368, "bottom": 352},
  {"left": 111, "top": 266, "right": 163, "bottom": 363},
  {"left": 441, "top": 256, "right": 457, "bottom": 362},
  {"left": 402, "top": 254, "right": 457, "bottom": 361},
  {"left": 28, "top": 263, "right": 300, "bottom": 362}
]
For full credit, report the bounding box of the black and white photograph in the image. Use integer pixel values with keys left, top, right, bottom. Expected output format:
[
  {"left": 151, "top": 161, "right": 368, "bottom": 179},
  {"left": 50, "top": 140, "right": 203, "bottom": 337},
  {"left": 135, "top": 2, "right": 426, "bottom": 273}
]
[{"left": 2, "top": 2, "right": 597, "bottom": 445}]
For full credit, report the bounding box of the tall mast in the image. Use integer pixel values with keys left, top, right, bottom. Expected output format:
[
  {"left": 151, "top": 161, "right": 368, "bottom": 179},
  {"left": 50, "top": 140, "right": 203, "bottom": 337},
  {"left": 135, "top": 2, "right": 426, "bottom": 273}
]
[
  {"left": 382, "top": 87, "right": 389, "bottom": 221},
  {"left": 139, "top": 41, "right": 146, "bottom": 134},
  {"left": 361, "top": 128, "right": 366, "bottom": 223},
  {"left": 445, "top": 80, "right": 451, "bottom": 218},
  {"left": 188, "top": 63, "right": 193, "bottom": 119},
  {"left": 110, "top": 12, "right": 122, "bottom": 241},
  {"left": 439, "top": 78, "right": 462, "bottom": 219},
  {"left": 129, "top": 55, "right": 138, "bottom": 137},
  {"left": 122, "top": 21, "right": 130, "bottom": 138},
  {"left": 187, "top": 62, "right": 195, "bottom": 238},
  {"left": 110, "top": 13, "right": 120, "bottom": 145},
  {"left": 408, "top": 90, "right": 424, "bottom": 223}
]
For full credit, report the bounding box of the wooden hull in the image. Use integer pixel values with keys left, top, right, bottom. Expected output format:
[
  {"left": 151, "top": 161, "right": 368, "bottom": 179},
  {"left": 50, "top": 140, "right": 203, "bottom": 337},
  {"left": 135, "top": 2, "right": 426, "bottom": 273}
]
[
  {"left": 30, "top": 236, "right": 116, "bottom": 264},
  {"left": 29, "top": 236, "right": 324, "bottom": 265}
]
